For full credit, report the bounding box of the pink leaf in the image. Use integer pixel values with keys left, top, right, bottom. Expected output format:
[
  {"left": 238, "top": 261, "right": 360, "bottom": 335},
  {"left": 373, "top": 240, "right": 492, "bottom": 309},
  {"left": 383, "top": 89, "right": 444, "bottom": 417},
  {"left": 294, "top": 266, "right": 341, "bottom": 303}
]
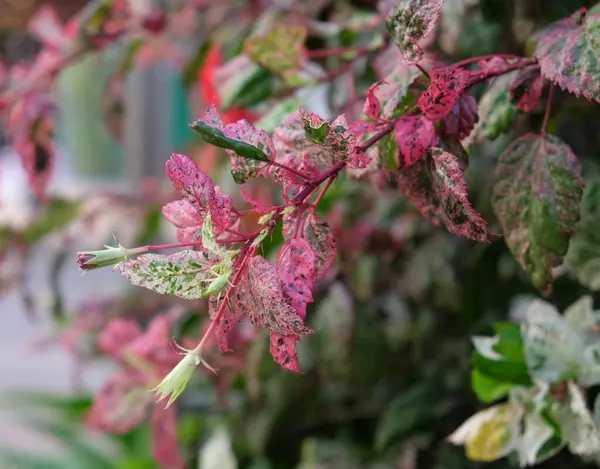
[
  {"left": 302, "top": 213, "right": 337, "bottom": 281},
  {"left": 362, "top": 81, "right": 386, "bottom": 120},
  {"left": 86, "top": 370, "right": 152, "bottom": 434},
  {"left": 27, "top": 4, "right": 68, "bottom": 51},
  {"left": 243, "top": 256, "right": 315, "bottom": 336},
  {"left": 240, "top": 185, "right": 274, "bottom": 213},
  {"left": 162, "top": 200, "right": 203, "bottom": 242},
  {"left": 165, "top": 153, "right": 234, "bottom": 230},
  {"left": 534, "top": 7, "right": 600, "bottom": 103},
  {"left": 271, "top": 152, "right": 319, "bottom": 199},
  {"left": 396, "top": 147, "right": 495, "bottom": 242},
  {"left": 442, "top": 95, "right": 479, "bottom": 139},
  {"left": 394, "top": 116, "right": 436, "bottom": 166},
  {"left": 273, "top": 111, "right": 330, "bottom": 166},
  {"left": 269, "top": 333, "right": 300, "bottom": 373},
  {"left": 277, "top": 238, "right": 316, "bottom": 319},
  {"left": 213, "top": 299, "right": 244, "bottom": 353},
  {"left": 97, "top": 318, "right": 141, "bottom": 361},
  {"left": 150, "top": 405, "right": 185, "bottom": 469},
  {"left": 418, "top": 67, "right": 472, "bottom": 120},
  {"left": 385, "top": 0, "right": 445, "bottom": 65},
  {"left": 509, "top": 68, "right": 545, "bottom": 112}
]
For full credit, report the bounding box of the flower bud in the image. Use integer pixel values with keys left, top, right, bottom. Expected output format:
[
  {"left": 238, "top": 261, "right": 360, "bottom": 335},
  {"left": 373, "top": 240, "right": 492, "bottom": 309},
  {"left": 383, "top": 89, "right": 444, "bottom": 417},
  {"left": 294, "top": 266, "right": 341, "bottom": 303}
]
[{"left": 77, "top": 245, "right": 147, "bottom": 271}]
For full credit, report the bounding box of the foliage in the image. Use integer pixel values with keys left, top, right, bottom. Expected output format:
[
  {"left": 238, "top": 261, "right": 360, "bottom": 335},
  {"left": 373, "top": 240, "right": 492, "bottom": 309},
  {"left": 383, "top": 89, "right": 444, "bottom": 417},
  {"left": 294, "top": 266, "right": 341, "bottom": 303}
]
[{"left": 1, "top": 0, "right": 600, "bottom": 469}]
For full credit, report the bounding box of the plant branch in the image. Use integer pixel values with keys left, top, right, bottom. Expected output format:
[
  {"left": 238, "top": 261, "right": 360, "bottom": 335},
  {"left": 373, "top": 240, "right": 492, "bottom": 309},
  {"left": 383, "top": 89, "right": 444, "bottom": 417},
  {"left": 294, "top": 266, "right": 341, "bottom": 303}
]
[{"left": 541, "top": 84, "right": 555, "bottom": 135}]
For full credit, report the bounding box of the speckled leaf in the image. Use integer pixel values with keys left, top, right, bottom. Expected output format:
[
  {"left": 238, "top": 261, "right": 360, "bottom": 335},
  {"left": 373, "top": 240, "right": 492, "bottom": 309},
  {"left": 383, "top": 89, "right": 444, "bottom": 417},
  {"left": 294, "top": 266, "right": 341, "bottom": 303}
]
[
  {"left": 397, "top": 147, "right": 494, "bottom": 242},
  {"left": 161, "top": 200, "right": 203, "bottom": 243},
  {"left": 277, "top": 238, "right": 316, "bottom": 319},
  {"left": 270, "top": 333, "right": 301, "bottom": 373},
  {"left": 491, "top": 133, "right": 584, "bottom": 293},
  {"left": 120, "top": 250, "right": 214, "bottom": 300},
  {"left": 566, "top": 180, "right": 600, "bottom": 291},
  {"left": 418, "top": 66, "right": 472, "bottom": 120},
  {"left": 394, "top": 116, "right": 436, "bottom": 166},
  {"left": 299, "top": 110, "right": 360, "bottom": 165},
  {"left": 189, "top": 106, "right": 272, "bottom": 184},
  {"left": 385, "top": 0, "right": 445, "bottom": 64},
  {"left": 273, "top": 110, "right": 330, "bottom": 166},
  {"left": 442, "top": 94, "right": 479, "bottom": 139},
  {"left": 244, "top": 24, "right": 307, "bottom": 83},
  {"left": 302, "top": 213, "right": 337, "bottom": 281},
  {"left": 165, "top": 153, "right": 234, "bottom": 230},
  {"left": 534, "top": 6, "right": 600, "bottom": 103},
  {"left": 509, "top": 68, "right": 545, "bottom": 112},
  {"left": 362, "top": 81, "right": 385, "bottom": 120},
  {"left": 244, "top": 255, "right": 314, "bottom": 337}
]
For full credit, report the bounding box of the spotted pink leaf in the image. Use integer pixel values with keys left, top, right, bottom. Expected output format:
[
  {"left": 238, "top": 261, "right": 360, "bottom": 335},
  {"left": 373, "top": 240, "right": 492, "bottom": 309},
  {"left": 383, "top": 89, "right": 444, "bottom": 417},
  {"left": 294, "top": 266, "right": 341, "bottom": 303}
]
[
  {"left": 302, "top": 213, "right": 337, "bottom": 281},
  {"left": 162, "top": 200, "right": 204, "bottom": 243},
  {"left": 396, "top": 147, "right": 494, "bottom": 242},
  {"left": 277, "top": 238, "right": 316, "bottom": 319},
  {"left": 385, "top": 0, "right": 445, "bottom": 65},
  {"left": 442, "top": 95, "right": 479, "bottom": 139},
  {"left": 509, "top": 68, "right": 545, "bottom": 112},
  {"left": 273, "top": 110, "right": 330, "bottom": 166},
  {"left": 362, "top": 81, "right": 386, "bottom": 120},
  {"left": 271, "top": 152, "right": 319, "bottom": 199},
  {"left": 97, "top": 318, "right": 141, "bottom": 361},
  {"left": 534, "top": 6, "right": 600, "bottom": 103},
  {"left": 165, "top": 153, "right": 234, "bottom": 231},
  {"left": 212, "top": 298, "right": 244, "bottom": 353},
  {"left": 418, "top": 67, "right": 472, "bottom": 120},
  {"left": 86, "top": 370, "right": 152, "bottom": 434},
  {"left": 150, "top": 405, "right": 185, "bottom": 469},
  {"left": 394, "top": 116, "right": 436, "bottom": 166},
  {"left": 270, "top": 333, "right": 301, "bottom": 373}
]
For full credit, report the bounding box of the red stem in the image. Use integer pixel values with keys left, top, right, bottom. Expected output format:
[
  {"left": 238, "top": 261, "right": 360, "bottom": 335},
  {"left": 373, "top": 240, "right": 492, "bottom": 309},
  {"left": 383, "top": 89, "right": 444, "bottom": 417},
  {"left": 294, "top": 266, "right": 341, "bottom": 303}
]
[
  {"left": 541, "top": 84, "right": 555, "bottom": 135},
  {"left": 468, "top": 59, "right": 538, "bottom": 86},
  {"left": 453, "top": 54, "right": 523, "bottom": 68},
  {"left": 270, "top": 160, "right": 310, "bottom": 180}
]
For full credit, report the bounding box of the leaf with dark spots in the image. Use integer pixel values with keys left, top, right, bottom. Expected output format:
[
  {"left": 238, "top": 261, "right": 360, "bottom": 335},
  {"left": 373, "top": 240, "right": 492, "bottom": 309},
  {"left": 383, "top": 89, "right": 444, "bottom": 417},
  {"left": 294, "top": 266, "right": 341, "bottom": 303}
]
[
  {"left": 397, "top": 147, "right": 494, "bottom": 242},
  {"left": 277, "top": 238, "right": 316, "bottom": 319},
  {"left": 491, "top": 134, "right": 584, "bottom": 294},
  {"left": 270, "top": 333, "right": 301, "bottom": 373},
  {"left": 534, "top": 6, "right": 600, "bottom": 103},
  {"left": 418, "top": 66, "right": 472, "bottom": 120},
  {"left": 385, "top": 0, "right": 445, "bottom": 65},
  {"left": 302, "top": 213, "right": 337, "bottom": 281},
  {"left": 362, "top": 81, "right": 385, "bottom": 120},
  {"left": 394, "top": 116, "right": 436, "bottom": 166},
  {"left": 509, "top": 68, "right": 545, "bottom": 112},
  {"left": 442, "top": 94, "right": 479, "bottom": 139}
]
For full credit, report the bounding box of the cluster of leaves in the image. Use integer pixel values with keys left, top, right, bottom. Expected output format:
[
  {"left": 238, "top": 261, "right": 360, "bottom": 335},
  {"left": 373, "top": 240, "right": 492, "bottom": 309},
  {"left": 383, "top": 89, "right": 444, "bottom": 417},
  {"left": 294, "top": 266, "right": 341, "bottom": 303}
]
[{"left": 2, "top": 0, "right": 600, "bottom": 468}]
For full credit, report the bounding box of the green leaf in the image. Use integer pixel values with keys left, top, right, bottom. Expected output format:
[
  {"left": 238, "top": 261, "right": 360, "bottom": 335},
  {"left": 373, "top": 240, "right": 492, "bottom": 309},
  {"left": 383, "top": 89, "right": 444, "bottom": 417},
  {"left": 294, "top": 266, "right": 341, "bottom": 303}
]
[
  {"left": 534, "top": 6, "right": 600, "bottom": 103},
  {"left": 190, "top": 119, "right": 270, "bottom": 162},
  {"left": 256, "top": 97, "right": 301, "bottom": 133},
  {"left": 25, "top": 198, "right": 80, "bottom": 245},
  {"left": 473, "top": 352, "right": 532, "bottom": 386},
  {"left": 471, "top": 369, "right": 511, "bottom": 403},
  {"left": 566, "top": 180, "right": 600, "bottom": 290},
  {"left": 243, "top": 24, "right": 307, "bottom": 82},
  {"left": 378, "top": 132, "right": 399, "bottom": 171},
  {"left": 374, "top": 385, "right": 432, "bottom": 450},
  {"left": 228, "top": 67, "right": 278, "bottom": 110},
  {"left": 491, "top": 133, "right": 584, "bottom": 294},
  {"left": 493, "top": 322, "right": 526, "bottom": 362}
]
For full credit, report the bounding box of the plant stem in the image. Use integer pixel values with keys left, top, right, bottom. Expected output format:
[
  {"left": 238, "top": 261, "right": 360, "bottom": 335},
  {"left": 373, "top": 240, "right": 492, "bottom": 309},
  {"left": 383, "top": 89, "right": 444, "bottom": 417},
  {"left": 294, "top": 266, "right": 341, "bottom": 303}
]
[
  {"left": 270, "top": 160, "right": 310, "bottom": 180},
  {"left": 541, "top": 84, "right": 555, "bottom": 135},
  {"left": 414, "top": 63, "right": 430, "bottom": 79},
  {"left": 468, "top": 59, "right": 538, "bottom": 87},
  {"left": 453, "top": 54, "right": 523, "bottom": 68}
]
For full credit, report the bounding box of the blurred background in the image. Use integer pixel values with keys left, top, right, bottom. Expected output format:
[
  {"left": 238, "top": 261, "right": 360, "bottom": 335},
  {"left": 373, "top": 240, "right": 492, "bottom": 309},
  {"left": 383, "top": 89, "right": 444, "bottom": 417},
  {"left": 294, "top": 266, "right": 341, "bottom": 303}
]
[{"left": 0, "top": 0, "right": 599, "bottom": 468}]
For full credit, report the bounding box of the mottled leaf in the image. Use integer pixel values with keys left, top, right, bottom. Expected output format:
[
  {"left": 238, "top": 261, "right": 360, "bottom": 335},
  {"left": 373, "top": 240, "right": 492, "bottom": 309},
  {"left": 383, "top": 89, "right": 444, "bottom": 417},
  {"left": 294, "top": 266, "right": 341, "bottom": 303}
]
[
  {"left": 302, "top": 213, "right": 337, "bottom": 281},
  {"left": 277, "top": 238, "right": 316, "bottom": 319},
  {"left": 273, "top": 110, "right": 330, "bottom": 167},
  {"left": 393, "top": 116, "right": 436, "bottom": 166},
  {"left": 121, "top": 250, "right": 214, "bottom": 300},
  {"left": 566, "top": 180, "right": 600, "bottom": 290},
  {"left": 397, "top": 147, "right": 494, "bottom": 242},
  {"left": 244, "top": 255, "right": 314, "bottom": 337},
  {"left": 534, "top": 6, "right": 600, "bottom": 103},
  {"left": 491, "top": 133, "right": 584, "bottom": 293},
  {"left": 244, "top": 24, "right": 307, "bottom": 83},
  {"left": 190, "top": 106, "right": 272, "bottom": 170},
  {"left": 269, "top": 333, "right": 301, "bottom": 373},
  {"left": 509, "top": 68, "right": 545, "bottom": 112},
  {"left": 523, "top": 299, "right": 585, "bottom": 383},
  {"left": 385, "top": 0, "right": 445, "bottom": 64},
  {"left": 418, "top": 66, "right": 472, "bottom": 120}
]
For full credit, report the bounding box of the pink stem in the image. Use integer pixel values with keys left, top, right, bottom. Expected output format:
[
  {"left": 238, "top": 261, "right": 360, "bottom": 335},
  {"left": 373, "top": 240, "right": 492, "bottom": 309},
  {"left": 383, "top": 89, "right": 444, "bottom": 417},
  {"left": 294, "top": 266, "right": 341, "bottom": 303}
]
[
  {"left": 453, "top": 54, "right": 523, "bottom": 68},
  {"left": 541, "top": 84, "right": 555, "bottom": 135},
  {"left": 269, "top": 160, "right": 310, "bottom": 180}
]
